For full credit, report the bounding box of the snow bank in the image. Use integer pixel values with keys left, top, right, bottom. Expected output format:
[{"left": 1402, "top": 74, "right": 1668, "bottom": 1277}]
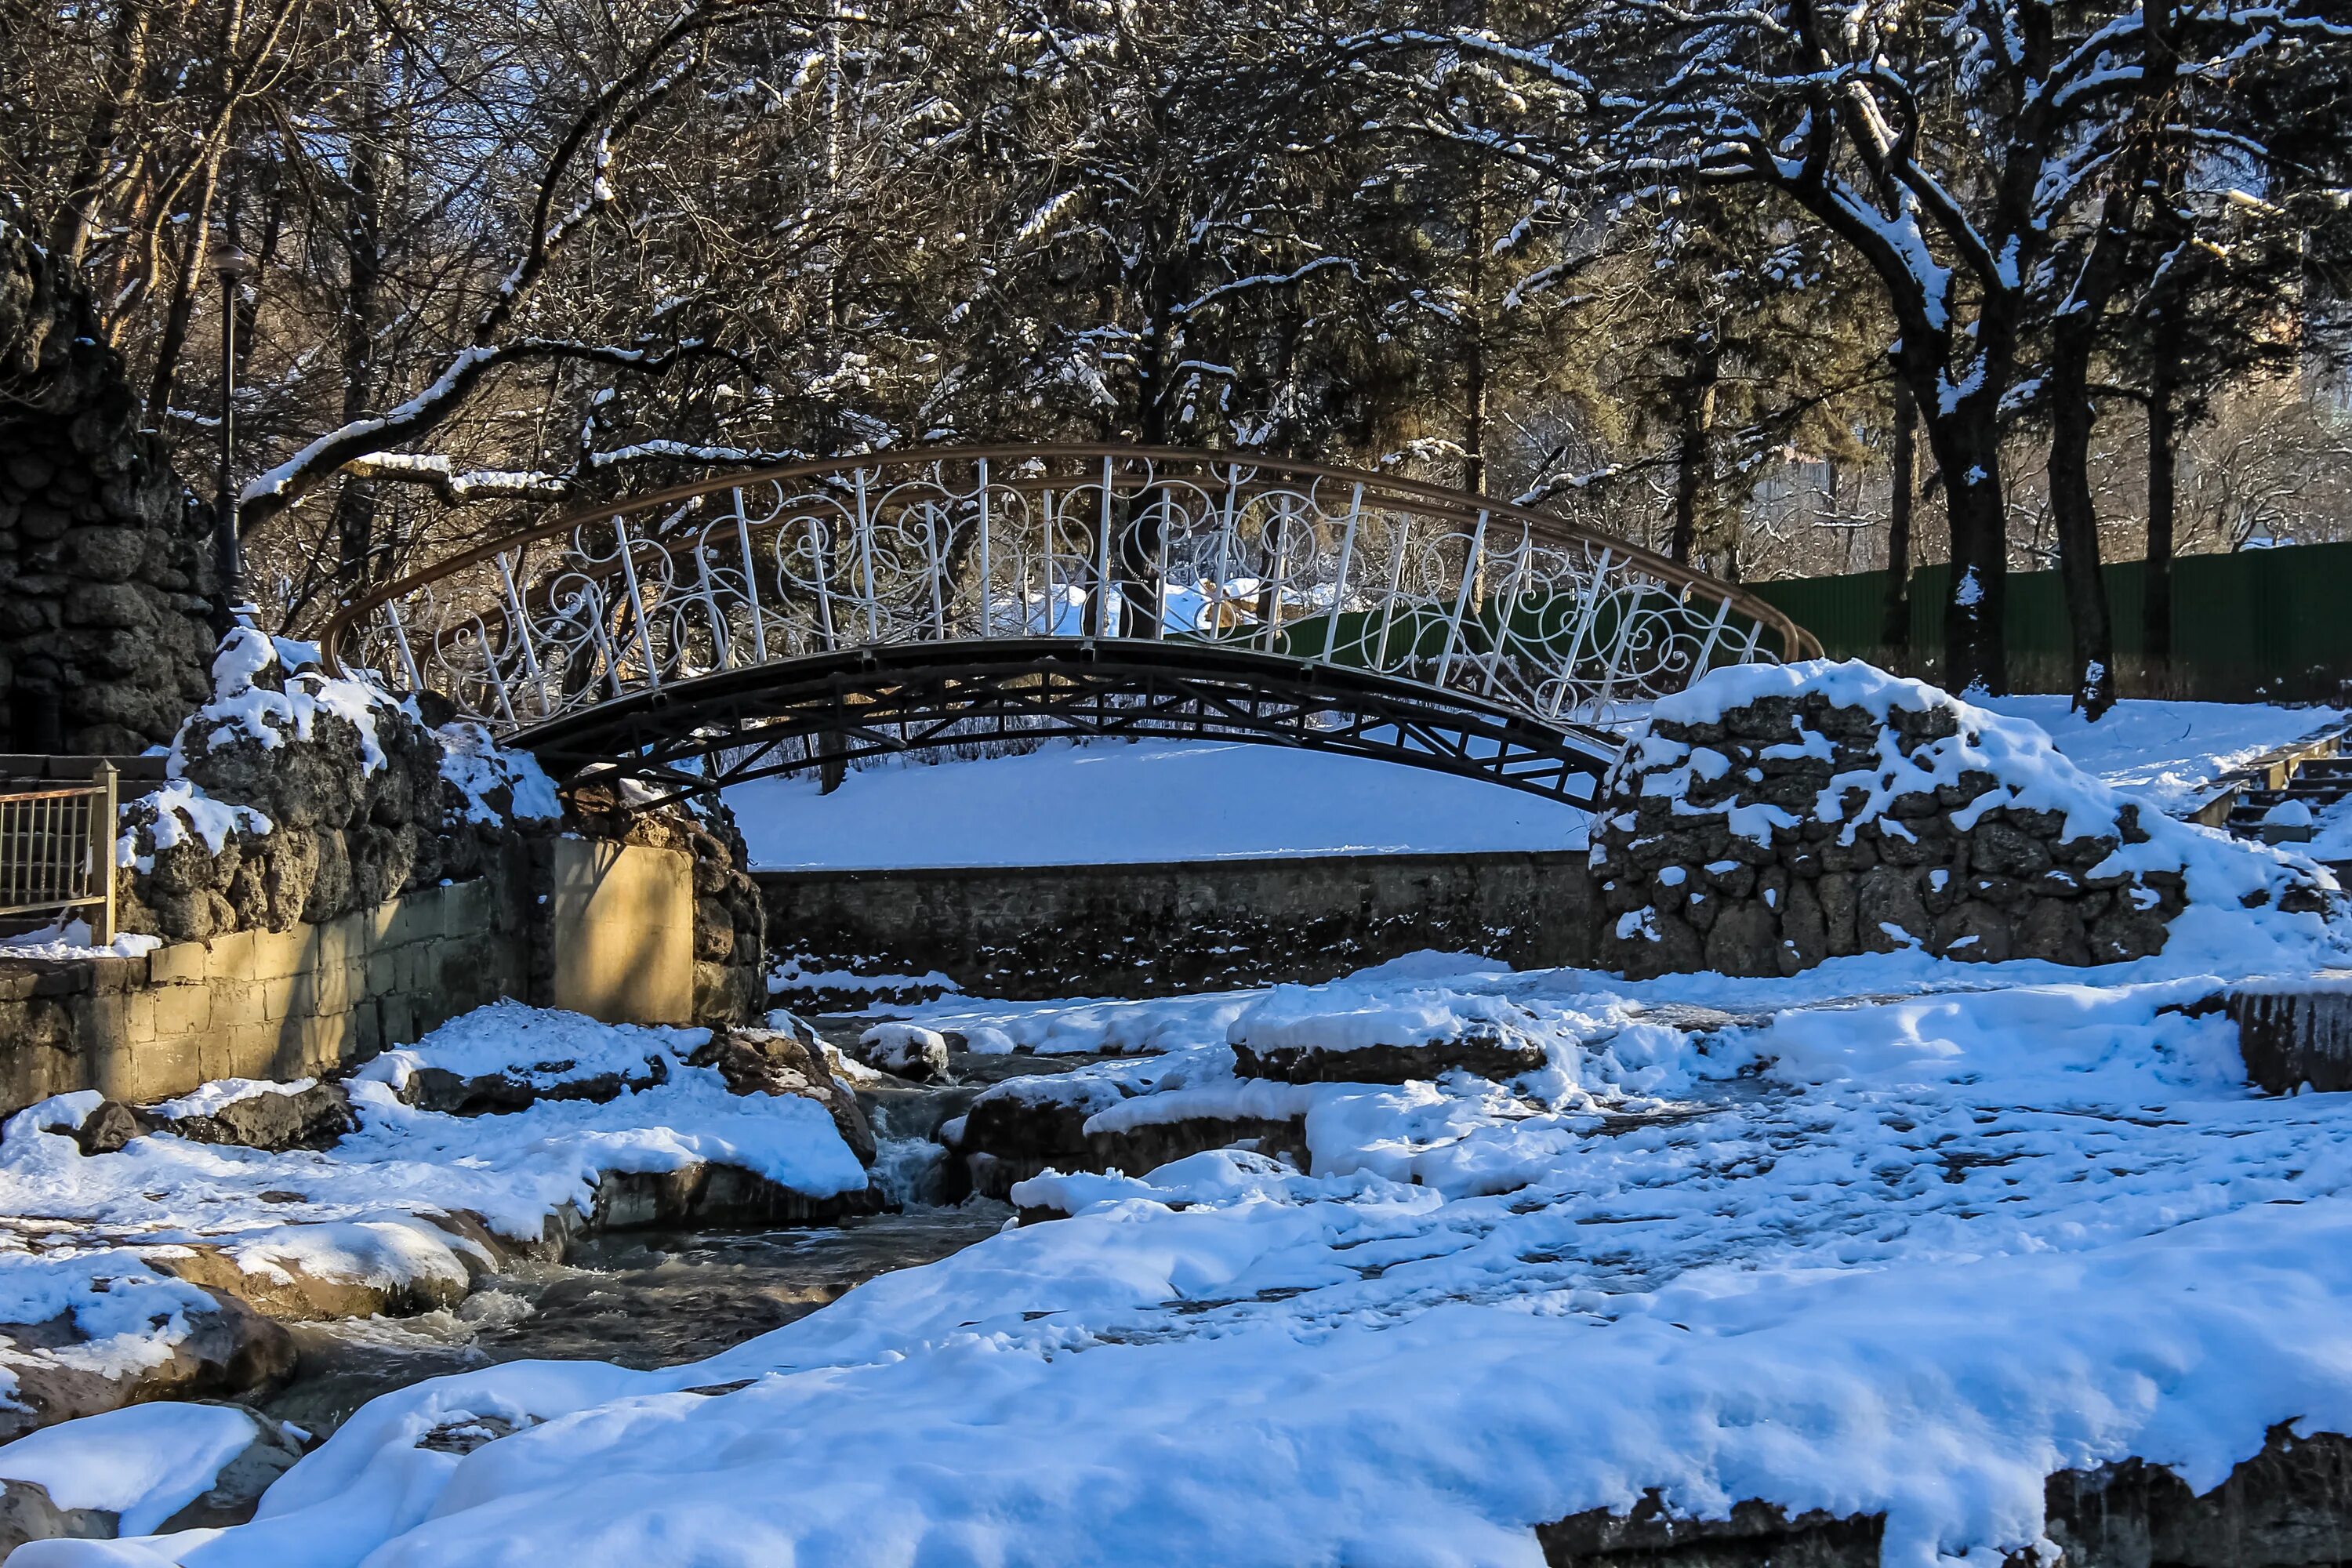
[
  {"left": 0, "top": 1004, "right": 866, "bottom": 1418},
  {"left": 1980, "top": 694, "right": 2347, "bottom": 817}
]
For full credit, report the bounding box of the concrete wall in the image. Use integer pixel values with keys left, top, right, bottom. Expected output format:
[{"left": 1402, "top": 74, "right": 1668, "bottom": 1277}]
[
  {"left": 547, "top": 837, "right": 695, "bottom": 1026},
  {"left": 0, "top": 843, "right": 701, "bottom": 1115},
  {"left": 757, "top": 849, "right": 1596, "bottom": 1001}
]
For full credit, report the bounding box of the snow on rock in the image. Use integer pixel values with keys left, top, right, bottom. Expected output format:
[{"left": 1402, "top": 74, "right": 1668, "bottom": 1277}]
[
  {"left": 355, "top": 1002, "right": 702, "bottom": 1112},
  {"left": 851, "top": 1023, "right": 949, "bottom": 1082},
  {"left": 1594, "top": 659, "right": 2331, "bottom": 979},
  {"left": 0, "top": 1004, "right": 873, "bottom": 1437},
  {"left": 113, "top": 630, "right": 560, "bottom": 946},
  {"left": 432, "top": 722, "right": 562, "bottom": 826},
  {"left": 1226, "top": 982, "right": 1550, "bottom": 1083},
  {"left": 0, "top": 1402, "right": 282, "bottom": 1536}
]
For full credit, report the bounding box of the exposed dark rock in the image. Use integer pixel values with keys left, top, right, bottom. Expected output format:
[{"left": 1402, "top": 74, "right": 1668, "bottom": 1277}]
[
  {"left": 153, "top": 1405, "right": 309, "bottom": 1532},
  {"left": 589, "top": 1163, "right": 884, "bottom": 1229},
  {"left": 0, "top": 1477, "right": 116, "bottom": 1563},
  {"left": 1232, "top": 1030, "right": 1548, "bottom": 1085},
  {"left": 71, "top": 1098, "right": 154, "bottom": 1156},
  {"left": 153, "top": 1081, "right": 356, "bottom": 1152},
  {"left": 415, "top": 1414, "right": 532, "bottom": 1456},
  {"left": 0, "top": 229, "right": 218, "bottom": 753},
  {"left": 950, "top": 1088, "right": 1309, "bottom": 1203},
  {"left": 0, "top": 1288, "right": 295, "bottom": 1443},
  {"left": 1539, "top": 1494, "right": 1884, "bottom": 1568},
  {"left": 1538, "top": 1428, "right": 2352, "bottom": 1568},
  {"left": 400, "top": 1057, "right": 668, "bottom": 1117}
]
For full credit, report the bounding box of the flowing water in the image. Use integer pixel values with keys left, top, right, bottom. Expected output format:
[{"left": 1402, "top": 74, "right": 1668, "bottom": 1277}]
[
  {"left": 257, "top": 1044, "right": 1095, "bottom": 1439},
  {"left": 260, "top": 1204, "right": 1011, "bottom": 1438}
]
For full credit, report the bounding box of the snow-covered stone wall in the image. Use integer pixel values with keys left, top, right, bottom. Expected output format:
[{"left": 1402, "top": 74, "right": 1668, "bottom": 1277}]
[
  {"left": 0, "top": 226, "right": 220, "bottom": 753},
  {"left": 114, "top": 630, "right": 557, "bottom": 943},
  {"left": 1592, "top": 662, "right": 2330, "bottom": 979}
]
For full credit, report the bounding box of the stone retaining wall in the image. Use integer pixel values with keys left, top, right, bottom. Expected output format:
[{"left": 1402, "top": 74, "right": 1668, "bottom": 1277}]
[
  {"left": 757, "top": 848, "right": 1595, "bottom": 1001},
  {"left": 0, "top": 841, "right": 701, "bottom": 1116}
]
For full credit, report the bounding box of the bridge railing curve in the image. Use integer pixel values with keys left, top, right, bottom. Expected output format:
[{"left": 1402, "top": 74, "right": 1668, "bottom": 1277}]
[{"left": 318, "top": 445, "right": 1818, "bottom": 740}]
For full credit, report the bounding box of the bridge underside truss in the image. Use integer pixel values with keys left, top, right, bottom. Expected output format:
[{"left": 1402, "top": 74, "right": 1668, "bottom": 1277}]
[{"left": 523, "top": 638, "right": 1622, "bottom": 807}]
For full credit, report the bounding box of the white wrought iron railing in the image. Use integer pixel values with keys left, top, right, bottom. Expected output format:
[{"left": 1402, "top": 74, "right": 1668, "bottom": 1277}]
[{"left": 320, "top": 446, "right": 1818, "bottom": 739}]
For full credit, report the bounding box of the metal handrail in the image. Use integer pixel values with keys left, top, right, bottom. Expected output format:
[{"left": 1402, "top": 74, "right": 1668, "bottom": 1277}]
[
  {"left": 320, "top": 445, "right": 1820, "bottom": 667},
  {"left": 0, "top": 762, "right": 118, "bottom": 943},
  {"left": 316, "top": 445, "right": 1821, "bottom": 749}
]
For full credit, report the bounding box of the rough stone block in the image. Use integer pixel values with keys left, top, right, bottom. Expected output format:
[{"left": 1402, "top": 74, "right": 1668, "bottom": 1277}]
[
  {"left": 206, "top": 978, "right": 269, "bottom": 1033},
  {"left": 151, "top": 983, "right": 211, "bottom": 1039},
  {"left": 547, "top": 839, "right": 695, "bottom": 1026}
]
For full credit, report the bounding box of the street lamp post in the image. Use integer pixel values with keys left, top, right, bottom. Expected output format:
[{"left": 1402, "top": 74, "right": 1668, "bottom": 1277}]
[{"left": 213, "top": 245, "right": 255, "bottom": 630}]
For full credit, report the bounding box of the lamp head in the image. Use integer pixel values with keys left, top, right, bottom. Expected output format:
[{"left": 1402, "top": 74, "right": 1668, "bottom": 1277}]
[{"left": 215, "top": 245, "right": 255, "bottom": 283}]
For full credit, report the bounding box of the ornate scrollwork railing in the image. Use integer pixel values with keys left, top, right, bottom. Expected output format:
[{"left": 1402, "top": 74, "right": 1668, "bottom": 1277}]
[{"left": 318, "top": 445, "right": 1817, "bottom": 746}]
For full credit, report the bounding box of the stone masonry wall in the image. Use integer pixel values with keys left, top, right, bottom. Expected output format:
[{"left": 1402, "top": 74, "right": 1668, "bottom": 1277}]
[
  {"left": 0, "top": 227, "right": 218, "bottom": 753},
  {"left": 1590, "top": 681, "right": 2272, "bottom": 980},
  {"left": 0, "top": 874, "right": 528, "bottom": 1114}
]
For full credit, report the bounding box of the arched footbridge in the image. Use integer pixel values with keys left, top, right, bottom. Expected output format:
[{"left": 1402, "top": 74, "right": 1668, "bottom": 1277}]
[{"left": 319, "top": 447, "right": 1820, "bottom": 806}]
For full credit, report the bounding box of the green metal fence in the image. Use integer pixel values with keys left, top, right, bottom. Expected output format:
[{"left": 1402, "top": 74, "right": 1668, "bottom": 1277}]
[{"left": 1748, "top": 543, "right": 2352, "bottom": 699}]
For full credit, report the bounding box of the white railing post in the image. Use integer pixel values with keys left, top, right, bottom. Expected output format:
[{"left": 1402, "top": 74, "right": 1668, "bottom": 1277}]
[
  {"left": 1320, "top": 481, "right": 1364, "bottom": 663},
  {"left": 853, "top": 467, "right": 880, "bottom": 644},
  {"left": 1434, "top": 509, "right": 1490, "bottom": 689},
  {"left": 810, "top": 516, "right": 837, "bottom": 651},
  {"left": 383, "top": 601, "right": 424, "bottom": 691},
  {"left": 495, "top": 552, "right": 549, "bottom": 717},
  {"left": 1095, "top": 456, "right": 1116, "bottom": 637},
  {"left": 612, "top": 516, "right": 661, "bottom": 690},
  {"left": 733, "top": 487, "right": 769, "bottom": 665},
  {"left": 975, "top": 458, "right": 994, "bottom": 637},
  {"left": 87, "top": 761, "right": 114, "bottom": 946}
]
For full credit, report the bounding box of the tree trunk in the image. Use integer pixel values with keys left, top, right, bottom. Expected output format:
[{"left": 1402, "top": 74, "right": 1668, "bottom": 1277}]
[
  {"left": 1668, "top": 333, "right": 1719, "bottom": 567},
  {"left": 2144, "top": 337, "right": 2178, "bottom": 670},
  {"left": 1882, "top": 379, "right": 1915, "bottom": 654},
  {"left": 2046, "top": 333, "right": 2116, "bottom": 717},
  {"left": 1917, "top": 404, "right": 2008, "bottom": 695},
  {"left": 332, "top": 18, "right": 388, "bottom": 597}
]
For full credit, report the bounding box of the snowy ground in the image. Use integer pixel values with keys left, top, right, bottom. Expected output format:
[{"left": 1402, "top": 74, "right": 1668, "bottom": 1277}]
[
  {"left": 24, "top": 884, "right": 2352, "bottom": 1567},
  {"left": 728, "top": 739, "right": 1595, "bottom": 869},
  {"left": 726, "top": 699, "right": 2345, "bottom": 869},
  {"left": 12, "top": 682, "right": 2352, "bottom": 1563}
]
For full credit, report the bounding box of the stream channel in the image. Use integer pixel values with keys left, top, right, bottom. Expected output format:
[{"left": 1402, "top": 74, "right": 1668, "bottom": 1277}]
[{"left": 260, "top": 1039, "right": 1105, "bottom": 1438}]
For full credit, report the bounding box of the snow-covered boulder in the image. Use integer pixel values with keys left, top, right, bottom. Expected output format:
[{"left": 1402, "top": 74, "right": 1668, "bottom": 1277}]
[
  {"left": 1592, "top": 660, "right": 2331, "bottom": 978},
  {"left": 0, "top": 1400, "right": 304, "bottom": 1546},
  {"left": 1227, "top": 984, "right": 1548, "bottom": 1083},
  {"left": 854, "top": 1022, "right": 951, "bottom": 1083},
  {"left": 691, "top": 1021, "right": 878, "bottom": 1167}
]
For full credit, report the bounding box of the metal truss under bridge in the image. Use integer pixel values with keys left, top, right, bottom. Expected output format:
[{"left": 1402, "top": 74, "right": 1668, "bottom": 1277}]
[{"left": 318, "top": 446, "right": 1820, "bottom": 806}]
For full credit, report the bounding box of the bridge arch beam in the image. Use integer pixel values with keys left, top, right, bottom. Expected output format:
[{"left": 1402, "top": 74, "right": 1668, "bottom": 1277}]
[{"left": 522, "top": 637, "right": 1624, "bottom": 807}]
